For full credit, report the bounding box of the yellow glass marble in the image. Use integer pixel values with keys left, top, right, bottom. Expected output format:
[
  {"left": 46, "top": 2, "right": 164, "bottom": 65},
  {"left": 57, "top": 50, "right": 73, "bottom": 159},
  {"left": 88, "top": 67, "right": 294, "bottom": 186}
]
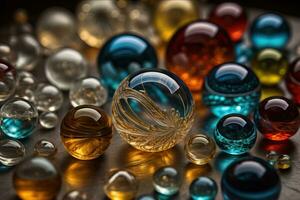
[
  {"left": 154, "top": 0, "right": 199, "bottom": 42},
  {"left": 276, "top": 154, "right": 291, "bottom": 169},
  {"left": 252, "top": 48, "right": 288, "bottom": 85},
  {"left": 184, "top": 134, "right": 216, "bottom": 165}
]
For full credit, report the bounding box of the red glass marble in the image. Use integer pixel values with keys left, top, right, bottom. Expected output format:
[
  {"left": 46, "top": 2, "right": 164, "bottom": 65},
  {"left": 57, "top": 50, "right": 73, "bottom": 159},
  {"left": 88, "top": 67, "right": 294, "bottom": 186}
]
[
  {"left": 286, "top": 58, "right": 300, "bottom": 105},
  {"left": 166, "top": 20, "right": 234, "bottom": 91},
  {"left": 0, "top": 58, "right": 17, "bottom": 102},
  {"left": 208, "top": 2, "right": 247, "bottom": 42},
  {"left": 254, "top": 96, "right": 300, "bottom": 141}
]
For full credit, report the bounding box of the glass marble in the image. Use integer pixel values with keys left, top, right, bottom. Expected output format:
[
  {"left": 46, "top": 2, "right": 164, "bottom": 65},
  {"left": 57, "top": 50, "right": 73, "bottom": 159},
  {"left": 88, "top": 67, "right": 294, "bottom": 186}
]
[
  {"left": 60, "top": 105, "right": 112, "bottom": 160},
  {"left": 112, "top": 69, "right": 195, "bottom": 152},
  {"left": 0, "top": 98, "right": 38, "bottom": 139},
  {"left": 34, "top": 140, "right": 57, "bottom": 157},
  {"left": 34, "top": 83, "right": 64, "bottom": 112},
  {"left": 137, "top": 195, "right": 156, "bottom": 200},
  {"left": 13, "top": 157, "right": 61, "bottom": 200},
  {"left": 63, "top": 190, "right": 89, "bottom": 200},
  {"left": 266, "top": 151, "right": 279, "bottom": 166},
  {"left": 252, "top": 48, "right": 288, "bottom": 85},
  {"left": 0, "top": 43, "right": 16, "bottom": 63},
  {"left": 45, "top": 48, "right": 88, "bottom": 90},
  {"left": 98, "top": 33, "right": 157, "bottom": 96},
  {"left": 14, "top": 71, "right": 37, "bottom": 102},
  {"left": 276, "top": 154, "right": 291, "bottom": 170},
  {"left": 250, "top": 13, "right": 290, "bottom": 49},
  {"left": 9, "top": 33, "right": 41, "bottom": 71},
  {"left": 0, "top": 59, "right": 17, "bottom": 102},
  {"left": 286, "top": 58, "right": 300, "bottom": 105},
  {"left": 104, "top": 169, "right": 138, "bottom": 200},
  {"left": 39, "top": 112, "right": 58, "bottom": 129},
  {"left": 166, "top": 20, "right": 234, "bottom": 91},
  {"left": 37, "top": 7, "right": 76, "bottom": 50},
  {"left": 254, "top": 96, "right": 300, "bottom": 141},
  {"left": 202, "top": 62, "right": 261, "bottom": 117},
  {"left": 222, "top": 157, "right": 281, "bottom": 200},
  {"left": 214, "top": 114, "right": 257, "bottom": 155},
  {"left": 69, "top": 77, "right": 108, "bottom": 107},
  {"left": 153, "top": 166, "right": 181, "bottom": 196},
  {"left": 209, "top": 2, "right": 247, "bottom": 42},
  {"left": 77, "top": 0, "right": 125, "bottom": 48},
  {"left": 189, "top": 176, "right": 218, "bottom": 200},
  {"left": 184, "top": 134, "right": 216, "bottom": 165},
  {"left": 0, "top": 139, "right": 25, "bottom": 166}
]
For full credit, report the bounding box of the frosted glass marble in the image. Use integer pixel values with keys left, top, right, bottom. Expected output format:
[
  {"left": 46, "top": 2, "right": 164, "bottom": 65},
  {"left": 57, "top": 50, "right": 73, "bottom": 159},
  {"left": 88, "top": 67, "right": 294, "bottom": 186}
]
[
  {"left": 69, "top": 77, "right": 108, "bottom": 107},
  {"left": 190, "top": 176, "right": 218, "bottom": 200},
  {"left": 0, "top": 59, "right": 17, "bottom": 102},
  {"left": 45, "top": 48, "right": 88, "bottom": 90},
  {"left": 14, "top": 71, "right": 37, "bottom": 102},
  {"left": 0, "top": 98, "right": 38, "bottom": 139},
  {"left": 0, "top": 139, "right": 25, "bottom": 166},
  {"left": 34, "top": 140, "right": 57, "bottom": 157},
  {"left": 39, "top": 112, "right": 58, "bottom": 129},
  {"left": 63, "top": 190, "right": 89, "bottom": 200}
]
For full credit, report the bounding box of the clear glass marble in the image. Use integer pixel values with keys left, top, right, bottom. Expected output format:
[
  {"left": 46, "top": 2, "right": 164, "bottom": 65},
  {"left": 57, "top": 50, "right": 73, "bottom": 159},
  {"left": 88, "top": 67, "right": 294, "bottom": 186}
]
[
  {"left": 34, "top": 140, "right": 57, "bottom": 157},
  {"left": 39, "top": 112, "right": 58, "bottom": 129},
  {"left": 104, "top": 169, "right": 138, "bottom": 200},
  {"left": 0, "top": 43, "right": 16, "bottom": 63},
  {"left": 69, "top": 77, "right": 108, "bottom": 107},
  {"left": 190, "top": 176, "right": 218, "bottom": 200},
  {"left": 63, "top": 190, "right": 89, "bottom": 200},
  {"left": 153, "top": 166, "right": 181, "bottom": 196},
  {"left": 0, "top": 59, "right": 17, "bottom": 102},
  {"left": 266, "top": 151, "right": 279, "bottom": 166},
  {"left": 276, "top": 154, "right": 291, "bottom": 170},
  {"left": 0, "top": 98, "right": 38, "bottom": 139},
  {"left": 45, "top": 48, "right": 88, "bottom": 90},
  {"left": 34, "top": 83, "right": 64, "bottom": 112},
  {"left": 14, "top": 71, "right": 37, "bottom": 102},
  {"left": 37, "top": 7, "right": 76, "bottom": 50},
  {"left": 0, "top": 139, "right": 25, "bottom": 166}
]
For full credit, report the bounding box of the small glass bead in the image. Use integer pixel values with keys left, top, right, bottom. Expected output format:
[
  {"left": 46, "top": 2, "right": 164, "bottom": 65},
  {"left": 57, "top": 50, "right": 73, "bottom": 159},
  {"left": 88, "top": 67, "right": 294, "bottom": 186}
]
[
  {"left": 0, "top": 59, "right": 17, "bottom": 102},
  {"left": 276, "top": 154, "right": 291, "bottom": 170},
  {"left": 14, "top": 71, "right": 37, "bottom": 102},
  {"left": 34, "top": 83, "right": 64, "bottom": 112},
  {"left": 34, "top": 140, "right": 57, "bottom": 157},
  {"left": 0, "top": 139, "right": 25, "bottom": 166},
  {"left": 39, "top": 112, "right": 58, "bottom": 129},
  {"left": 286, "top": 58, "right": 300, "bottom": 105},
  {"left": 137, "top": 195, "right": 156, "bottom": 200},
  {"left": 184, "top": 134, "right": 216, "bottom": 165},
  {"left": 222, "top": 157, "right": 281, "bottom": 200},
  {"left": 69, "top": 77, "right": 108, "bottom": 107},
  {"left": 104, "top": 169, "right": 138, "bottom": 200},
  {"left": 189, "top": 176, "right": 218, "bottom": 200},
  {"left": 13, "top": 157, "right": 61, "bottom": 200},
  {"left": 266, "top": 151, "right": 279, "bottom": 166},
  {"left": 63, "top": 190, "right": 89, "bottom": 200},
  {"left": 0, "top": 43, "right": 16, "bottom": 63},
  {"left": 153, "top": 166, "right": 181, "bottom": 196},
  {"left": 214, "top": 114, "right": 257, "bottom": 155},
  {"left": 0, "top": 98, "right": 38, "bottom": 139},
  {"left": 45, "top": 48, "right": 88, "bottom": 90}
]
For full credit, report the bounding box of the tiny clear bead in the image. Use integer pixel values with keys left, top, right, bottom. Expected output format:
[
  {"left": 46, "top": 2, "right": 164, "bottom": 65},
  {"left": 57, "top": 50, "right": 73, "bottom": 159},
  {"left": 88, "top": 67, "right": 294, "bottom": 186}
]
[
  {"left": 0, "top": 139, "right": 25, "bottom": 166},
  {"left": 39, "top": 112, "right": 58, "bottom": 129},
  {"left": 63, "top": 190, "right": 89, "bottom": 200},
  {"left": 276, "top": 154, "right": 291, "bottom": 170},
  {"left": 34, "top": 140, "right": 57, "bottom": 157},
  {"left": 266, "top": 151, "right": 279, "bottom": 166}
]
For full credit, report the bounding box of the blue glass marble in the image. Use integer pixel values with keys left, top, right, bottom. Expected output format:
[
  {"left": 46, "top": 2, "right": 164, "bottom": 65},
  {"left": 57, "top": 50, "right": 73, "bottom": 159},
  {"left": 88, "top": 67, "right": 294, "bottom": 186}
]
[
  {"left": 214, "top": 114, "right": 257, "bottom": 155},
  {"left": 98, "top": 33, "right": 158, "bottom": 96},
  {"left": 190, "top": 176, "right": 218, "bottom": 200},
  {"left": 202, "top": 62, "right": 261, "bottom": 117},
  {"left": 152, "top": 166, "right": 181, "bottom": 196},
  {"left": 0, "top": 98, "right": 38, "bottom": 139},
  {"left": 235, "top": 42, "right": 253, "bottom": 65},
  {"left": 222, "top": 157, "right": 281, "bottom": 200},
  {"left": 250, "top": 13, "right": 290, "bottom": 49}
]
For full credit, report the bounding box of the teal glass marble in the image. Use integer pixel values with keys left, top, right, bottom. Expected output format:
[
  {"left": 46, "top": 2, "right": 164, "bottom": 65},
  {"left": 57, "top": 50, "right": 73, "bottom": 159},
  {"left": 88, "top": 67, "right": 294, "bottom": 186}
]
[
  {"left": 250, "top": 13, "right": 290, "bottom": 49},
  {"left": 235, "top": 42, "right": 253, "bottom": 65},
  {"left": 153, "top": 166, "right": 181, "bottom": 196},
  {"left": 137, "top": 195, "right": 156, "bottom": 200},
  {"left": 190, "top": 176, "right": 218, "bottom": 200},
  {"left": 222, "top": 157, "right": 281, "bottom": 200},
  {"left": 0, "top": 98, "right": 38, "bottom": 139},
  {"left": 202, "top": 62, "right": 261, "bottom": 117},
  {"left": 214, "top": 114, "right": 257, "bottom": 155},
  {"left": 98, "top": 33, "right": 158, "bottom": 96}
]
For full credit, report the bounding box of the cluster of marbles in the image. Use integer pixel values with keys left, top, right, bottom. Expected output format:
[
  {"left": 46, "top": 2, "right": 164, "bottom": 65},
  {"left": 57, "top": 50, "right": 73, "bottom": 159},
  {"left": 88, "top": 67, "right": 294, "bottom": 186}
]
[
  {"left": 0, "top": 139, "right": 25, "bottom": 166},
  {"left": 39, "top": 112, "right": 58, "bottom": 129},
  {"left": 189, "top": 176, "right": 218, "bottom": 200},
  {"left": 266, "top": 151, "right": 292, "bottom": 170},
  {"left": 34, "top": 140, "right": 57, "bottom": 157},
  {"left": 286, "top": 58, "right": 300, "bottom": 105},
  {"left": 0, "top": 59, "right": 17, "bottom": 102}
]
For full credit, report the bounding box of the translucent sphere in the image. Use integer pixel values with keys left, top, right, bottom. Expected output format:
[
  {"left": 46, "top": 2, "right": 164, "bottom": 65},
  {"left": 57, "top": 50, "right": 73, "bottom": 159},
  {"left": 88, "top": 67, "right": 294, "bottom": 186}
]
[
  {"left": 34, "top": 140, "right": 57, "bottom": 157},
  {"left": 0, "top": 43, "right": 16, "bottom": 63},
  {"left": 69, "top": 77, "right": 108, "bottom": 107},
  {"left": 45, "top": 48, "right": 88, "bottom": 90},
  {"left": 77, "top": 0, "right": 125, "bottom": 48},
  {"left": 0, "top": 59, "right": 17, "bottom": 102},
  {"left": 14, "top": 71, "right": 37, "bottom": 102},
  {"left": 189, "top": 176, "right": 218, "bottom": 200},
  {"left": 13, "top": 157, "right": 62, "bottom": 200},
  {"left": 0, "top": 98, "right": 38, "bottom": 139},
  {"left": 276, "top": 154, "right": 291, "bottom": 170},
  {"left": 37, "top": 7, "right": 76, "bottom": 50},
  {"left": 0, "top": 139, "right": 25, "bottom": 166},
  {"left": 39, "top": 112, "right": 58, "bottom": 129},
  {"left": 112, "top": 69, "right": 195, "bottom": 152},
  {"left": 9, "top": 33, "right": 41, "bottom": 71},
  {"left": 63, "top": 190, "right": 89, "bottom": 200},
  {"left": 34, "top": 83, "right": 64, "bottom": 112}
]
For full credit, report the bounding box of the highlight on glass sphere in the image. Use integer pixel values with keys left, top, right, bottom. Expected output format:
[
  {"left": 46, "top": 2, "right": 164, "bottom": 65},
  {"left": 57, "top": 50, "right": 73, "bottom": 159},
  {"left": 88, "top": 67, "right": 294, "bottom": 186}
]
[
  {"left": 112, "top": 69, "right": 195, "bottom": 152},
  {"left": 166, "top": 20, "right": 234, "bottom": 91},
  {"left": 286, "top": 58, "right": 300, "bottom": 105},
  {"left": 0, "top": 59, "right": 17, "bottom": 102},
  {"left": 189, "top": 176, "right": 218, "bottom": 200},
  {"left": 14, "top": 71, "right": 37, "bottom": 102}
]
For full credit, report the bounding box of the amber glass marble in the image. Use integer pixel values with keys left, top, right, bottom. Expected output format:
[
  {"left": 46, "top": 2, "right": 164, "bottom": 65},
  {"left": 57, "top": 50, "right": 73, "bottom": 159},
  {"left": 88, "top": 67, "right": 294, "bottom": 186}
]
[
  {"left": 254, "top": 96, "right": 300, "bottom": 141},
  {"left": 286, "top": 58, "right": 300, "bottom": 105},
  {"left": 166, "top": 20, "right": 234, "bottom": 91},
  {"left": 209, "top": 2, "right": 247, "bottom": 42},
  {"left": 60, "top": 105, "right": 112, "bottom": 160}
]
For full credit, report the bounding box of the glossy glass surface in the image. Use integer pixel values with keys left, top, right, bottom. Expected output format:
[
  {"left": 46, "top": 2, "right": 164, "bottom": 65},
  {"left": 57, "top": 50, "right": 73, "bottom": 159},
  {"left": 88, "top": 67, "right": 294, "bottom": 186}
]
[
  {"left": 286, "top": 58, "right": 300, "bottom": 104},
  {"left": 112, "top": 69, "right": 195, "bottom": 152},
  {"left": 0, "top": 59, "right": 16, "bottom": 102},
  {"left": 39, "top": 112, "right": 58, "bottom": 129},
  {"left": 34, "top": 140, "right": 57, "bottom": 157},
  {"left": 0, "top": 139, "right": 25, "bottom": 166},
  {"left": 14, "top": 71, "right": 37, "bottom": 102},
  {"left": 190, "top": 176, "right": 218, "bottom": 200},
  {"left": 98, "top": 33, "right": 157, "bottom": 96},
  {"left": 202, "top": 62, "right": 261, "bottom": 117}
]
